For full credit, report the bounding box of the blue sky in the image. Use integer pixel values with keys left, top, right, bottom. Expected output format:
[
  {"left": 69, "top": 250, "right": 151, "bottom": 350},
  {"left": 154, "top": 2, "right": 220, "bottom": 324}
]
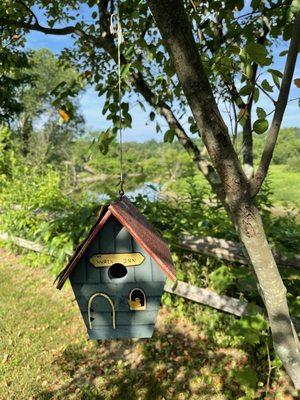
[{"left": 26, "top": 13, "right": 300, "bottom": 142}]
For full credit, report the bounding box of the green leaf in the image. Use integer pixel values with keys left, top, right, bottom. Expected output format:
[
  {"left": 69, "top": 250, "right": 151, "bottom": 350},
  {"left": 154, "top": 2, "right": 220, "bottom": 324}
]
[
  {"left": 120, "top": 63, "right": 131, "bottom": 78},
  {"left": 233, "top": 367, "right": 258, "bottom": 390},
  {"left": 268, "top": 69, "right": 283, "bottom": 89},
  {"left": 289, "top": 0, "right": 300, "bottom": 19},
  {"left": 245, "top": 43, "right": 271, "bottom": 66},
  {"left": 164, "top": 129, "right": 175, "bottom": 143},
  {"left": 239, "top": 84, "right": 253, "bottom": 96},
  {"left": 209, "top": 265, "right": 233, "bottom": 293},
  {"left": 261, "top": 79, "right": 273, "bottom": 93},
  {"left": 137, "top": 100, "right": 146, "bottom": 112},
  {"left": 251, "top": 0, "right": 260, "bottom": 8},
  {"left": 279, "top": 50, "right": 288, "bottom": 57},
  {"left": 190, "top": 123, "right": 198, "bottom": 134},
  {"left": 238, "top": 108, "right": 249, "bottom": 127},
  {"left": 272, "top": 74, "right": 281, "bottom": 89},
  {"left": 149, "top": 111, "right": 155, "bottom": 121},
  {"left": 294, "top": 78, "right": 300, "bottom": 88},
  {"left": 236, "top": 0, "right": 244, "bottom": 11},
  {"left": 98, "top": 129, "right": 115, "bottom": 155},
  {"left": 268, "top": 69, "right": 283, "bottom": 78},
  {"left": 256, "top": 107, "right": 266, "bottom": 119},
  {"left": 228, "top": 314, "right": 268, "bottom": 346},
  {"left": 253, "top": 87, "right": 259, "bottom": 103},
  {"left": 121, "top": 102, "right": 129, "bottom": 113},
  {"left": 253, "top": 119, "right": 269, "bottom": 134}
]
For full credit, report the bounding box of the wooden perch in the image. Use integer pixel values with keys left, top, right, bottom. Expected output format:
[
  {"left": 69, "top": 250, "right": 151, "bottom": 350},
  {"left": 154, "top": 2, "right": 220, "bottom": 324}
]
[{"left": 177, "top": 235, "right": 300, "bottom": 269}]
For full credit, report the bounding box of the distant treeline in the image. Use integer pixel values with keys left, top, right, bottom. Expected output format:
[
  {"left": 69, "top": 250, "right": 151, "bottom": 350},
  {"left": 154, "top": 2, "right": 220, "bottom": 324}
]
[{"left": 73, "top": 128, "right": 300, "bottom": 177}]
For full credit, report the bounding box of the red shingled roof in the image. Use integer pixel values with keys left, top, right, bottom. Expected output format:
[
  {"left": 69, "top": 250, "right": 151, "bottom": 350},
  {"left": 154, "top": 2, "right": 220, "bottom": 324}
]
[{"left": 55, "top": 196, "right": 176, "bottom": 289}]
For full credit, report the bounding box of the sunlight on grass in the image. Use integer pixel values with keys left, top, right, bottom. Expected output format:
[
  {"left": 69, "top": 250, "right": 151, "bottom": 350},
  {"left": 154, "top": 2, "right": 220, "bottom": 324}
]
[
  {"left": 0, "top": 249, "right": 295, "bottom": 400},
  {"left": 268, "top": 165, "right": 300, "bottom": 208}
]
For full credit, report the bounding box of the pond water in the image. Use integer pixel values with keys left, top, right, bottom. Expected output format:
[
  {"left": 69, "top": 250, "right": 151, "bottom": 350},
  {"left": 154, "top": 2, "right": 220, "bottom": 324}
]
[{"left": 93, "top": 182, "right": 162, "bottom": 203}]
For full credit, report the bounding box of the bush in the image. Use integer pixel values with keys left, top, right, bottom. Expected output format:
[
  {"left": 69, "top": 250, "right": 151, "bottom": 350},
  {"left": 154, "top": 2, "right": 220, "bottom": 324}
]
[{"left": 286, "top": 155, "right": 300, "bottom": 172}]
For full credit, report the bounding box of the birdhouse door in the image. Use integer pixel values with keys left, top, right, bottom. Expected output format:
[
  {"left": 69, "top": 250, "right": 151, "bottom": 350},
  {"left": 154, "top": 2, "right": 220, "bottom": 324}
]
[{"left": 88, "top": 293, "right": 116, "bottom": 330}]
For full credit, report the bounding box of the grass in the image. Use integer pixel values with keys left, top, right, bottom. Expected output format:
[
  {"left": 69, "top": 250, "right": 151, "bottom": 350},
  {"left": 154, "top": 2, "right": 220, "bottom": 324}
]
[
  {"left": 167, "top": 164, "right": 300, "bottom": 211},
  {"left": 0, "top": 248, "right": 296, "bottom": 400},
  {"left": 267, "top": 165, "right": 300, "bottom": 209}
]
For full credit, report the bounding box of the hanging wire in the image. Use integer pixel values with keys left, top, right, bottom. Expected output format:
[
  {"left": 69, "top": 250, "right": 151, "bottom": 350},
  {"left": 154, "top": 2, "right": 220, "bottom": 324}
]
[
  {"left": 109, "top": 1, "right": 125, "bottom": 199},
  {"left": 117, "top": 1, "right": 125, "bottom": 199}
]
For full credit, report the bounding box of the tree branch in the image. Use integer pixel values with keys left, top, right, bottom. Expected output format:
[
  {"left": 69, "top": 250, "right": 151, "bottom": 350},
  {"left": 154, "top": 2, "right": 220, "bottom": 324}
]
[
  {"left": 0, "top": 10, "right": 225, "bottom": 200},
  {"left": 241, "top": 12, "right": 270, "bottom": 178},
  {"left": 147, "top": 0, "right": 248, "bottom": 210},
  {"left": 0, "top": 17, "right": 81, "bottom": 36},
  {"left": 94, "top": 9, "right": 226, "bottom": 201},
  {"left": 16, "top": 0, "right": 39, "bottom": 24},
  {"left": 250, "top": 11, "right": 300, "bottom": 197}
]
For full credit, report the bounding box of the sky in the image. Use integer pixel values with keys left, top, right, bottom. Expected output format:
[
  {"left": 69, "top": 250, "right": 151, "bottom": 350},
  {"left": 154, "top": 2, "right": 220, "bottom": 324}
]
[{"left": 25, "top": 8, "right": 300, "bottom": 142}]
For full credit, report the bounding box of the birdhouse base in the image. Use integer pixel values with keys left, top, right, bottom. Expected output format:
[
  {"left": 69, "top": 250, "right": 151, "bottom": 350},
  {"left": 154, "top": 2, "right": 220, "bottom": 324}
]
[{"left": 88, "top": 325, "right": 154, "bottom": 340}]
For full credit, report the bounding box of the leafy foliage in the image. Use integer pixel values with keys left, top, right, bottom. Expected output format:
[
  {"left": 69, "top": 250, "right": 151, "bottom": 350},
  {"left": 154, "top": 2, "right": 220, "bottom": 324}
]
[
  {"left": 0, "top": 133, "right": 299, "bottom": 396},
  {"left": 0, "top": 0, "right": 299, "bottom": 393},
  {"left": 0, "top": 0, "right": 298, "bottom": 146},
  {"left": 0, "top": 48, "right": 29, "bottom": 121},
  {"left": 4, "top": 48, "right": 86, "bottom": 158}
]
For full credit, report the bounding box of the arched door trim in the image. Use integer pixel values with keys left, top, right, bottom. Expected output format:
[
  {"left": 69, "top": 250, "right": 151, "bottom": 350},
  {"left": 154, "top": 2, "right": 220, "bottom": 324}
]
[{"left": 88, "top": 292, "right": 116, "bottom": 329}]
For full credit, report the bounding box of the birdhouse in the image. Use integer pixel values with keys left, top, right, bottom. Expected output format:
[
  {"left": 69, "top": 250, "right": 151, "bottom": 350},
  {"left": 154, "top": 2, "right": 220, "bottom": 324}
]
[{"left": 55, "top": 196, "right": 176, "bottom": 340}]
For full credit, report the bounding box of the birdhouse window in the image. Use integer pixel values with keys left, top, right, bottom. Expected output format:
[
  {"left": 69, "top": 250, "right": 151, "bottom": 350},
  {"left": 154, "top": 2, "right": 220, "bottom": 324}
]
[
  {"left": 108, "top": 263, "right": 128, "bottom": 279},
  {"left": 128, "top": 288, "right": 146, "bottom": 311}
]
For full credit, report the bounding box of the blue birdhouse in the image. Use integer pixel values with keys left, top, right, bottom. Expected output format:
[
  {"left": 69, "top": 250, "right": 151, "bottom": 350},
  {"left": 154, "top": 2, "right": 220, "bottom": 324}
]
[{"left": 55, "top": 196, "right": 176, "bottom": 340}]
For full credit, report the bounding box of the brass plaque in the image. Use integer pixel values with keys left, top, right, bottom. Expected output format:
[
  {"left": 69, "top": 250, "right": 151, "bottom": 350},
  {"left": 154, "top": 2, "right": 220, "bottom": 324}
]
[{"left": 89, "top": 253, "right": 145, "bottom": 268}]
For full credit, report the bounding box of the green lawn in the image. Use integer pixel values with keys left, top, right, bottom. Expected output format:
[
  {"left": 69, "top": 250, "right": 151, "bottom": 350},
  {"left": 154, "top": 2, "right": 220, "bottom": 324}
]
[
  {"left": 168, "top": 164, "right": 300, "bottom": 211},
  {"left": 0, "top": 248, "right": 295, "bottom": 400},
  {"left": 267, "top": 165, "right": 300, "bottom": 208}
]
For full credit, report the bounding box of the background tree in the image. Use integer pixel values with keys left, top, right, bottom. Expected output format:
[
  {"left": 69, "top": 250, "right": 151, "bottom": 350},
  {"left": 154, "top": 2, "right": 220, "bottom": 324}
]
[
  {"left": 14, "top": 48, "right": 86, "bottom": 157},
  {"left": 0, "top": 45, "right": 29, "bottom": 123},
  {"left": 0, "top": 0, "right": 299, "bottom": 389}
]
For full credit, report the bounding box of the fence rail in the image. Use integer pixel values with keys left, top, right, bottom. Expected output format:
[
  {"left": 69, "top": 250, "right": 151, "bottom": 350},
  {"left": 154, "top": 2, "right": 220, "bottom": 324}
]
[
  {"left": 178, "top": 235, "right": 300, "bottom": 269},
  {"left": 1, "top": 231, "right": 299, "bottom": 333}
]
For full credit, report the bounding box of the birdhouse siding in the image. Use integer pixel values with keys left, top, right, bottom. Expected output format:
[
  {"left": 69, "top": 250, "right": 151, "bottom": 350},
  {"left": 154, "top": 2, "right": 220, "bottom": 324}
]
[
  {"left": 88, "top": 325, "right": 155, "bottom": 340},
  {"left": 70, "top": 281, "right": 164, "bottom": 339},
  {"left": 82, "top": 310, "right": 158, "bottom": 327},
  {"left": 114, "top": 221, "right": 136, "bottom": 282},
  {"left": 132, "top": 240, "right": 153, "bottom": 282},
  {"left": 98, "top": 217, "right": 116, "bottom": 283},
  {"left": 70, "top": 216, "right": 168, "bottom": 286},
  {"left": 70, "top": 258, "right": 86, "bottom": 283},
  {"left": 86, "top": 233, "right": 101, "bottom": 283},
  {"left": 151, "top": 257, "right": 167, "bottom": 282},
  {"left": 76, "top": 295, "right": 161, "bottom": 312},
  {"left": 71, "top": 282, "right": 165, "bottom": 298},
  {"left": 68, "top": 213, "right": 170, "bottom": 339}
]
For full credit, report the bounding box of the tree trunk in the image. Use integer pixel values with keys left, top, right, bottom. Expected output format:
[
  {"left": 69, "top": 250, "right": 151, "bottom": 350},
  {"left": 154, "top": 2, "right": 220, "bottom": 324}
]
[
  {"left": 19, "top": 114, "right": 32, "bottom": 157},
  {"left": 233, "top": 200, "right": 300, "bottom": 389},
  {"left": 147, "top": 0, "right": 300, "bottom": 388},
  {"left": 242, "top": 117, "right": 254, "bottom": 179}
]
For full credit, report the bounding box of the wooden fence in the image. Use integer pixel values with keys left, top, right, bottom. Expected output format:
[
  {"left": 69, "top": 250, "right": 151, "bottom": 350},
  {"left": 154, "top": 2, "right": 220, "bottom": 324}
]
[
  {"left": 177, "top": 234, "right": 300, "bottom": 269},
  {"left": 1, "top": 231, "right": 299, "bottom": 333}
]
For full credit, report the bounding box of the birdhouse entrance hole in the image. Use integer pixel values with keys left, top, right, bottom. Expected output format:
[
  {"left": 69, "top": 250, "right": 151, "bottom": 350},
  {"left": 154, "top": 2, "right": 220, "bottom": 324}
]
[{"left": 108, "top": 263, "right": 128, "bottom": 279}]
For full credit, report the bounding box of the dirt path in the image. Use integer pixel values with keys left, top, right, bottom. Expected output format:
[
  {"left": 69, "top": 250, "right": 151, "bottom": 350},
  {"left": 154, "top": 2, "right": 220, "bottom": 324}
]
[{"left": 0, "top": 249, "right": 295, "bottom": 400}]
